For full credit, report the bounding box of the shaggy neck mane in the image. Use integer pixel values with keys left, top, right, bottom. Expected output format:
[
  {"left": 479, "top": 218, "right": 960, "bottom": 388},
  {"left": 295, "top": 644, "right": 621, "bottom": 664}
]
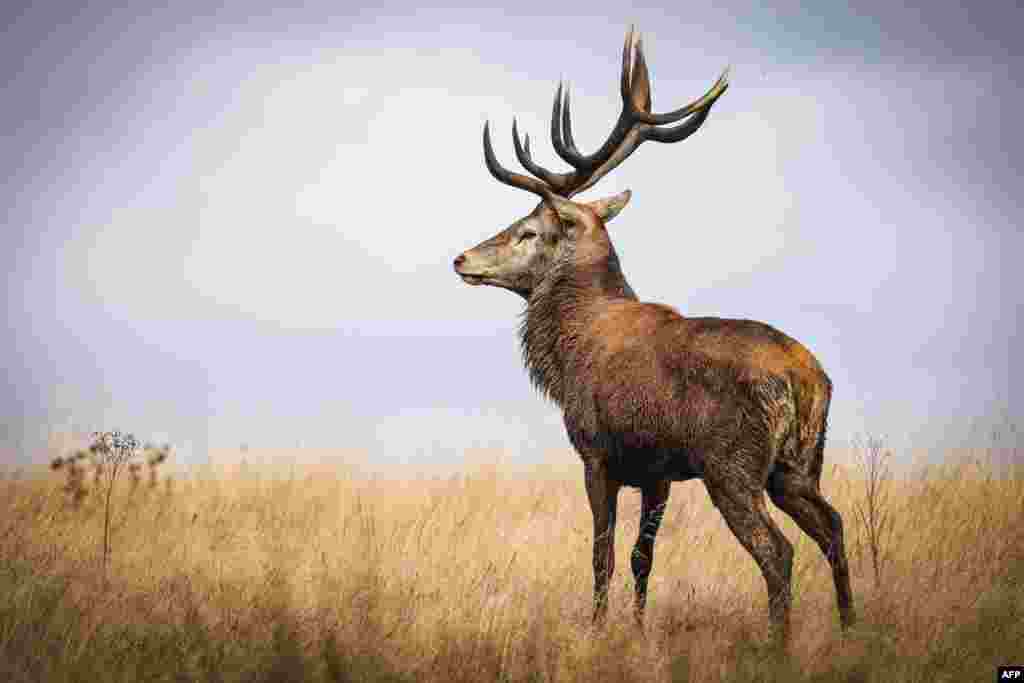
[{"left": 519, "top": 243, "right": 636, "bottom": 405}]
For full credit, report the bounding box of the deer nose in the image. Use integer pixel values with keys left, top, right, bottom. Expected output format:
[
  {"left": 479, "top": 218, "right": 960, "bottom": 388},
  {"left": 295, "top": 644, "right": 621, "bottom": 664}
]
[{"left": 453, "top": 253, "right": 466, "bottom": 270}]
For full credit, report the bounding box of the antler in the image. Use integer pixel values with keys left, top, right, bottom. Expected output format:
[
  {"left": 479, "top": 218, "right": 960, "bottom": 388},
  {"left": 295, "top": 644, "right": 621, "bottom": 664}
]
[{"left": 483, "top": 26, "right": 730, "bottom": 199}]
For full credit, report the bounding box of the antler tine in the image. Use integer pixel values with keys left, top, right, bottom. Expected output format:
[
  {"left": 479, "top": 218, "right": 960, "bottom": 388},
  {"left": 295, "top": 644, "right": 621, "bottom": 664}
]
[
  {"left": 560, "top": 85, "right": 582, "bottom": 157},
  {"left": 629, "top": 32, "right": 652, "bottom": 113},
  {"left": 551, "top": 83, "right": 593, "bottom": 168},
  {"left": 483, "top": 121, "right": 551, "bottom": 198},
  {"left": 549, "top": 80, "right": 568, "bottom": 164},
  {"left": 644, "top": 104, "right": 714, "bottom": 143},
  {"left": 512, "top": 118, "right": 563, "bottom": 188},
  {"left": 550, "top": 81, "right": 596, "bottom": 171},
  {"left": 635, "top": 66, "right": 731, "bottom": 125},
  {"left": 620, "top": 24, "right": 636, "bottom": 102}
]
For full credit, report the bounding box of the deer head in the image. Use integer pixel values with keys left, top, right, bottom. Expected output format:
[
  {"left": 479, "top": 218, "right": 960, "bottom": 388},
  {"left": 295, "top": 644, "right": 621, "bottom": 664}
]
[{"left": 453, "top": 26, "right": 729, "bottom": 298}]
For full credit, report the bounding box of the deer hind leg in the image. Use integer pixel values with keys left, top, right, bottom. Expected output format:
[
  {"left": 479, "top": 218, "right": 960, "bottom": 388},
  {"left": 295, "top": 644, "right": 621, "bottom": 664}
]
[
  {"left": 631, "top": 479, "right": 670, "bottom": 625},
  {"left": 705, "top": 475, "right": 793, "bottom": 645},
  {"left": 584, "top": 459, "right": 621, "bottom": 625},
  {"left": 767, "top": 471, "right": 855, "bottom": 629}
]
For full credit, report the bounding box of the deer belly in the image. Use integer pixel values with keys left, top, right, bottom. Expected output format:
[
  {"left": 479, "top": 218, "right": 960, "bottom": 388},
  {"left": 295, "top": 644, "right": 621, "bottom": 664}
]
[
  {"left": 562, "top": 377, "right": 724, "bottom": 484},
  {"left": 565, "top": 411, "right": 704, "bottom": 485},
  {"left": 606, "top": 444, "right": 702, "bottom": 486}
]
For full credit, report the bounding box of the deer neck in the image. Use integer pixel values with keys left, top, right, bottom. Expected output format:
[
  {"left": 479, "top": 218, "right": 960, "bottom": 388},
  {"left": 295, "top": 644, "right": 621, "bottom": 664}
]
[{"left": 519, "top": 244, "right": 636, "bottom": 405}]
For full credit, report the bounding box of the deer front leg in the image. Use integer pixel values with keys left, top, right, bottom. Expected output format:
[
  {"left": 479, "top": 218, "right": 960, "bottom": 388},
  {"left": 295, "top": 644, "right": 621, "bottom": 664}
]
[
  {"left": 632, "top": 479, "right": 670, "bottom": 625},
  {"left": 584, "top": 459, "right": 620, "bottom": 625}
]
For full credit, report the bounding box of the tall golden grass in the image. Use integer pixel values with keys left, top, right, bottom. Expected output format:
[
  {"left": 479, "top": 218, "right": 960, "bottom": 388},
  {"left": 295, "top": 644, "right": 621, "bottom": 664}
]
[{"left": 1, "top": 446, "right": 1021, "bottom": 682}]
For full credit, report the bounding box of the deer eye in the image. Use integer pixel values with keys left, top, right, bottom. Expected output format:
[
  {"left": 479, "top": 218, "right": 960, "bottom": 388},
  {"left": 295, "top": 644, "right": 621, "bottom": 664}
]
[{"left": 518, "top": 230, "right": 537, "bottom": 243}]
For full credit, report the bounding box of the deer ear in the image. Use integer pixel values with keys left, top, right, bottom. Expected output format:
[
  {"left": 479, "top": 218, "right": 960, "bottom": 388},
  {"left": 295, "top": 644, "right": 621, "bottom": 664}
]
[{"left": 588, "top": 189, "right": 632, "bottom": 223}]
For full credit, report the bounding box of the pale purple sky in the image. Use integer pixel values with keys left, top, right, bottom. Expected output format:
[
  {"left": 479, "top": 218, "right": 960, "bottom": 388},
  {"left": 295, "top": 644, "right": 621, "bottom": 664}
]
[{"left": 3, "top": 1, "right": 1021, "bottom": 466}]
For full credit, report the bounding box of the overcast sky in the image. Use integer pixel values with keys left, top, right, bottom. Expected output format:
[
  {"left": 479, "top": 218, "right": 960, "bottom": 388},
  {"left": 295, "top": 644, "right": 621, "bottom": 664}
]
[{"left": 3, "top": 1, "right": 1021, "bottom": 467}]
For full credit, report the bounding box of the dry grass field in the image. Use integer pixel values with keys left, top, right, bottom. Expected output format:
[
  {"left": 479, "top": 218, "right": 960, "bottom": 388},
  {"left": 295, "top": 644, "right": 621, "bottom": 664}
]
[{"left": 1, "top": 445, "right": 1022, "bottom": 682}]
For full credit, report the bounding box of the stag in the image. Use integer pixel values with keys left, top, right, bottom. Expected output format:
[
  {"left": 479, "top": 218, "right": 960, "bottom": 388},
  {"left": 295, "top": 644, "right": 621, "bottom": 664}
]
[{"left": 453, "top": 27, "right": 855, "bottom": 643}]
